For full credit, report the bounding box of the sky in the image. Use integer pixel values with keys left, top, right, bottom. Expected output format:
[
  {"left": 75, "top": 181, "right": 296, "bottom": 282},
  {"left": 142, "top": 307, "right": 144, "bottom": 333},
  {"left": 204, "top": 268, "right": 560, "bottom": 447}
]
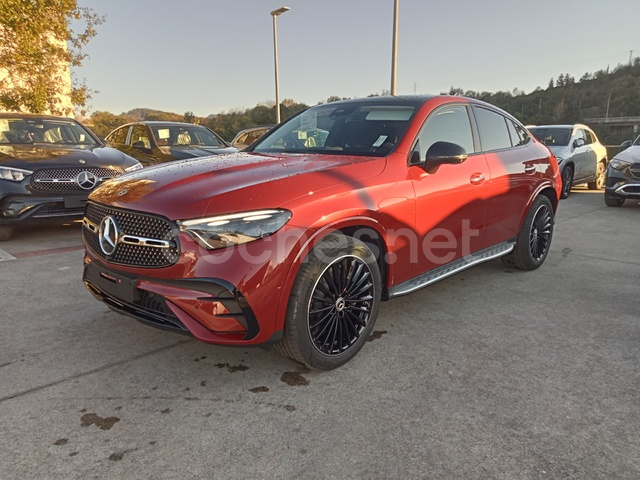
[{"left": 75, "top": 0, "right": 640, "bottom": 117}]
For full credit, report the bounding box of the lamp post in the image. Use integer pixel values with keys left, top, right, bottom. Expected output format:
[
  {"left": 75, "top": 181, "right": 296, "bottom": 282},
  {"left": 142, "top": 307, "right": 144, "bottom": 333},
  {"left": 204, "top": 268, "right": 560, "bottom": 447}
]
[
  {"left": 390, "top": 0, "right": 399, "bottom": 95},
  {"left": 271, "top": 6, "right": 290, "bottom": 123}
]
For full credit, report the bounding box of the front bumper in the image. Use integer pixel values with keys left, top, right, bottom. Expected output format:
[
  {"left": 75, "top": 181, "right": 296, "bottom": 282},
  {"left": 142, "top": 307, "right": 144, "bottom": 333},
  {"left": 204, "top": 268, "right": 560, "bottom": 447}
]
[
  {"left": 0, "top": 193, "right": 88, "bottom": 224},
  {"left": 82, "top": 223, "right": 308, "bottom": 346},
  {"left": 605, "top": 168, "right": 640, "bottom": 199},
  {"left": 83, "top": 258, "right": 265, "bottom": 343}
]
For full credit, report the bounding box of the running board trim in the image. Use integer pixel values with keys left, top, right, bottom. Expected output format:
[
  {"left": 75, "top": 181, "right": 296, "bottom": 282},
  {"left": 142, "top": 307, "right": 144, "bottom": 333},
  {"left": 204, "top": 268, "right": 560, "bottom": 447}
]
[{"left": 388, "top": 241, "right": 515, "bottom": 298}]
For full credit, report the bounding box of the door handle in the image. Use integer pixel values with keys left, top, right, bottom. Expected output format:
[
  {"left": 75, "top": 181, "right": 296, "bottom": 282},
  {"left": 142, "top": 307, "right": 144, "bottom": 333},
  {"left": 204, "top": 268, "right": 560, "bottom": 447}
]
[
  {"left": 524, "top": 165, "right": 537, "bottom": 175},
  {"left": 470, "top": 173, "right": 485, "bottom": 185}
]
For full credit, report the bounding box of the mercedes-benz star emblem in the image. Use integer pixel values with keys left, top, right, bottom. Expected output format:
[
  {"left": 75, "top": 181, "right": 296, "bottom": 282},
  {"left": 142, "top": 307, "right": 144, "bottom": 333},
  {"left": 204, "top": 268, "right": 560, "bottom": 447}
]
[
  {"left": 76, "top": 171, "right": 97, "bottom": 190},
  {"left": 98, "top": 216, "right": 120, "bottom": 256}
]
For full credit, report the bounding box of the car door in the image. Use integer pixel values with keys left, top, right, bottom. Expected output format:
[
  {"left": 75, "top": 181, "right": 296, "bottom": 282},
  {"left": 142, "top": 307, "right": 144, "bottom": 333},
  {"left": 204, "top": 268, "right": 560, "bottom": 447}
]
[
  {"left": 570, "top": 128, "right": 591, "bottom": 182},
  {"left": 582, "top": 128, "right": 599, "bottom": 178},
  {"left": 472, "top": 105, "right": 540, "bottom": 246},
  {"left": 408, "top": 103, "right": 489, "bottom": 277}
]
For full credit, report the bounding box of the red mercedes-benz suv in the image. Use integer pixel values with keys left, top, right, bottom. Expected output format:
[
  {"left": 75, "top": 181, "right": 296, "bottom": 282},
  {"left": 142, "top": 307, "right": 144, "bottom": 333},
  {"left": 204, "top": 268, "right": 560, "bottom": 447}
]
[{"left": 82, "top": 96, "right": 561, "bottom": 369}]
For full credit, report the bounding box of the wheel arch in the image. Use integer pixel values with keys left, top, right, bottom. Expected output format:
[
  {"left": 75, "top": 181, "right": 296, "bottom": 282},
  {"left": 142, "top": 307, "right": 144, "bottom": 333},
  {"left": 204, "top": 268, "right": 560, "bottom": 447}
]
[{"left": 275, "top": 217, "right": 392, "bottom": 333}]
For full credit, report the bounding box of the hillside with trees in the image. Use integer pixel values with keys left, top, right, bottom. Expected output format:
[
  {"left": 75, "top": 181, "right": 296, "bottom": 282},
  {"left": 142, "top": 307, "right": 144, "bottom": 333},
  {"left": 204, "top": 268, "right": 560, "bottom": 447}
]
[{"left": 89, "top": 59, "right": 640, "bottom": 144}]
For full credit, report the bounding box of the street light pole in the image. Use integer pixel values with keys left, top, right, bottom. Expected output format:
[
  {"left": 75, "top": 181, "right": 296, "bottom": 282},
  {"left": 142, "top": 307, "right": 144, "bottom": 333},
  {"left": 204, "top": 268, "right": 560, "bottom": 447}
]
[
  {"left": 271, "top": 6, "right": 290, "bottom": 123},
  {"left": 390, "top": 0, "right": 399, "bottom": 95}
]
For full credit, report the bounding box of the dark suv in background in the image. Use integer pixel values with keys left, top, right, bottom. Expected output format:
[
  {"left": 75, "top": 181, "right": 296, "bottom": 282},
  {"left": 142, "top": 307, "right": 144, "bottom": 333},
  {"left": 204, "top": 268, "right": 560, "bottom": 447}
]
[
  {"left": 0, "top": 113, "right": 141, "bottom": 240},
  {"left": 604, "top": 135, "right": 640, "bottom": 207},
  {"left": 106, "top": 121, "right": 237, "bottom": 166}
]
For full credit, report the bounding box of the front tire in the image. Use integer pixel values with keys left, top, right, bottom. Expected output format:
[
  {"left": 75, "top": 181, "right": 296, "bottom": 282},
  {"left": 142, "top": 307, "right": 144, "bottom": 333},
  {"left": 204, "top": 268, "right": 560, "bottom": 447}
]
[
  {"left": 560, "top": 166, "right": 573, "bottom": 199},
  {"left": 275, "top": 233, "right": 382, "bottom": 370},
  {"left": 0, "top": 226, "right": 14, "bottom": 241},
  {"left": 604, "top": 190, "right": 625, "bottom": 207},
  {"left": 501, "top": 195, "right": 554, "bottom": 271},
  {"left": 588, "top": 161, "right": 606, "bottom": 190}
]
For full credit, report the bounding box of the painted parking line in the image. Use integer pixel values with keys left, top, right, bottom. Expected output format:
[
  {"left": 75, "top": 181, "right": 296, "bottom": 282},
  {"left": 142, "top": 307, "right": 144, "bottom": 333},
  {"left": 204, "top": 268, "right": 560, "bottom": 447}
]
[
  {"left": 0, "top": 247, "right": 17, "bottom": 262},
  {"left": 12, "top": 244, "right": 85, "bottom": 259}
]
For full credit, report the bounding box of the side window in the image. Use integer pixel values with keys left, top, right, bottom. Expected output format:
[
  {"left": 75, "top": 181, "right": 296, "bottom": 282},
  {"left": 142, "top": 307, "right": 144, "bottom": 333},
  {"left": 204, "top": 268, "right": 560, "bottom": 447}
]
[
  {"left": 128, "top": 125, "right": 150, "bottom": 149},
  {"left": 473, "top": 107, "right": 512, "bottom": 151},
  {"left": 412, "top": 104, "right": 475, "bottom": 162},
  {"left": 506, "top": 119, "right": 529, "bottom": 147},
  {"left": 584, "top": 130, "right": 595, "bottom": 144},
  {"left": 108, "top": 127, "right": 128, "bottom": 145}
]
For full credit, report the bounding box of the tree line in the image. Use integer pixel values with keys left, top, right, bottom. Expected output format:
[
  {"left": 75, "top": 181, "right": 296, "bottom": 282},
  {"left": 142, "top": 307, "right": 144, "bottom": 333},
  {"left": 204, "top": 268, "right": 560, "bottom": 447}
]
[{"left": 88, "top": 60, "right": 640, "bottom": 146}]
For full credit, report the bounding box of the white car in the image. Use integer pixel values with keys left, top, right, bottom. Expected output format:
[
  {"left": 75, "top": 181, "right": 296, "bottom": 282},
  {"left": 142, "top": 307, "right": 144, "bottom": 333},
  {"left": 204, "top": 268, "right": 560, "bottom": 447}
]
[{"left": 528, "top": 124, "right": 607, "bottom": 198}]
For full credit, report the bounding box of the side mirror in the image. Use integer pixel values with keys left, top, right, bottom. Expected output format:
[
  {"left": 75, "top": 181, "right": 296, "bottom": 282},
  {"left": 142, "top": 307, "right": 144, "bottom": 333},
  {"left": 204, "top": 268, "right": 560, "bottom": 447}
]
[
  {"left": 572, "top": 138, "right": 585, "bottom": 149},
  {"left": 620, "top": 140, "right": 632, "bottom": 149},
  {"left": 424, "top": 141, "right": 468, "bottom": 174}
]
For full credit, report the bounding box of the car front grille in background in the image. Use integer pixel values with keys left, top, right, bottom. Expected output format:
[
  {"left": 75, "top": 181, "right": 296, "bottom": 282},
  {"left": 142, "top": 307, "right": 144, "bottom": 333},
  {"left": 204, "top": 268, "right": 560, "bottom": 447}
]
[
  {"left": 629, "top": 163, "right": 640, "bottom": 179},
  {"left": 31, "top": 167, "right": 123, "bottom": 192},
  {"left": 83, "top": 202, "right": 180, "bottom": 268}
]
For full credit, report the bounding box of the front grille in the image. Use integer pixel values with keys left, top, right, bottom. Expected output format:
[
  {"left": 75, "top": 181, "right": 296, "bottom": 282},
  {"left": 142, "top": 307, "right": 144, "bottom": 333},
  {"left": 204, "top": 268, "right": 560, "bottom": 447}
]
[
  {"left": 629, "top": 164, "right": 640, "bottom": 179},
  {"left": 31, "top": 167, "right": 123, "bottom": 192},
  {"left": 83, "top": 202, "right": 180, "bottom": 268}
]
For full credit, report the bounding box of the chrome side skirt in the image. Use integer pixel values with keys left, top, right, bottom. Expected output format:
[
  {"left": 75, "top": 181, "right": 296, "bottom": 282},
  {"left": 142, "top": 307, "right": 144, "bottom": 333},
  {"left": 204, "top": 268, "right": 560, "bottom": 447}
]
[{"left": 388, "top": 241, "right": 515, "bottom": 298}]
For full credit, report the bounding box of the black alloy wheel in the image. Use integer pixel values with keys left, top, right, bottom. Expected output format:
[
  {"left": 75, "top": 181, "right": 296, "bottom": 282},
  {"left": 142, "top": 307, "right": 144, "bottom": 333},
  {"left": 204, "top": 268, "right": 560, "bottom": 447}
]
[
  {"left": 501, "top": 195, "right": 554, "bottom": 271},
  {"left": 528, "top": 203, "right": 553, "bottom": 262},
  {"left": 560, "top": 166, "right": 573, "bottom": 199},
  {"left": 307, "top": 255, "right": 374, "bottom": 355},
  {"left": 276, "top": 233, "right": 381, "bottom": 370}
]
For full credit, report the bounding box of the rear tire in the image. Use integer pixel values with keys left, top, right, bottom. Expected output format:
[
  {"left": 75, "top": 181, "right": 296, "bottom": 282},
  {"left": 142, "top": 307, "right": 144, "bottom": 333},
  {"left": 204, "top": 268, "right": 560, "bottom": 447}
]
[
  {"left": 275, "top": 233, "right": 381, "bottom": 370},
  {"left": 588, "top": 161, "right": 606, "bottom": 190},
  {"left": 501, "top": 195, "right": 554, "bottom": 271},
  {"left": 604, "top": 190, "right": 625, "bottom": 207},
  {"left": 0, "top": 226, "right": 14, "bottom": 241},
  {"left": 560, "top": 166, "right": 573, "bottom": 199}
]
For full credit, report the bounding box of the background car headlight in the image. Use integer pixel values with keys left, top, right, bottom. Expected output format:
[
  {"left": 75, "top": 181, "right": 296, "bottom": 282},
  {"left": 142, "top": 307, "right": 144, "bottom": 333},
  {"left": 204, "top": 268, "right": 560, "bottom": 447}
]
[
  {"left": 610, "top": 159, "right": 632, "bottom": 171},
  {"left": 124, "top": 162, "right": 143, "bottom": 172},
  {"left": 178, "top": 209, "right": 292, "bottom": 250},
  {"left": 0, "top": 166, "right": 32, "bottom": 182},
  {"left": 554, "top": 156, "right": 564, "bottom": 164}
]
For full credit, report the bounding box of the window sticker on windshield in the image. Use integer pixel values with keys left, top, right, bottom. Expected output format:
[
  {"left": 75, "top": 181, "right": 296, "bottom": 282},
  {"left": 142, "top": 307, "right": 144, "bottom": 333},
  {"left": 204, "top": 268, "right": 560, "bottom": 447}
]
[
  {"left": 300, "top": 111, "right": 317, "bottom": 131},
  {"left": 157, "top": 128, "right": 170, "bottom": 139},
  {"left": 0, "top": 120, "right": 8, "bottom": 133},
  {"left": 372, "top": 135, "right": 388, "bottom": 147},
  {"left": 297, "top": 131, "right": 308, "bottom": 140}
]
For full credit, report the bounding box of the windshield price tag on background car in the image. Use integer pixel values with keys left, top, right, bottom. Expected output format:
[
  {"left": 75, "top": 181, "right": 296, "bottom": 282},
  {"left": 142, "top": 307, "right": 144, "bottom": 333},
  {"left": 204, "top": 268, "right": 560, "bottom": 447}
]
[
  {"left": 300, "top": 111, "right": 317, "bottom": 131},
  {"left": 373, "top": 135, "right": 388, "bottom": 148}
]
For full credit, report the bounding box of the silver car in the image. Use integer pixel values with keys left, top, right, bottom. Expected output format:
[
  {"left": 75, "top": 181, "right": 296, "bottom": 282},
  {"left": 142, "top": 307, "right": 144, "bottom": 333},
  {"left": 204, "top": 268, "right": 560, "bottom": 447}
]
[{"left": 528, "top": 124, "right": 607, "bottom": 198}]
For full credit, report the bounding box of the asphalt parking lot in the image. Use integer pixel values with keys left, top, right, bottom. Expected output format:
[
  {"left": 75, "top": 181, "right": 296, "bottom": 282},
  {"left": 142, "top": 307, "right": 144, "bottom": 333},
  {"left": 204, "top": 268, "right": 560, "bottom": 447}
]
[{"left": 0, "top": 188, "right": 638, "bottom": 479}]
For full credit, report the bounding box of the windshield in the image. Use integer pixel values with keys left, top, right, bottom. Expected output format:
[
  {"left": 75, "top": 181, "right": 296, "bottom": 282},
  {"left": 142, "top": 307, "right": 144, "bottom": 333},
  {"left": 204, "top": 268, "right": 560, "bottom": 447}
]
[
  {"left": 251, "top": 103, "right": 416, "bottom": 156},
  {"left": 0, "top": 117, "right": 99, "bottom": 146},
  {"left": 150, "top": 125, "right": 225, "bottom": 147},
  {"left": 528, "top": 127, "right": 571, "bottom": 147}
]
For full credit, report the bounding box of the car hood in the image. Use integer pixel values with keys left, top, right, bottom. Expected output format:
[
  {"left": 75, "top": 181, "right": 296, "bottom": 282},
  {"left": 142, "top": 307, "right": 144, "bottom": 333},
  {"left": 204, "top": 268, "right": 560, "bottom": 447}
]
[
  {"left": 546, "top": 145, "right": 571, "bottom": 159},
  {"left": 89, "top": 152, "right": 385, "bottom": 220},
  {"left": 613, "top": 145, "right": 640, "bottom": 163},
  {"left": 0, "top": 144, "right": 136, "bottom": 170},
  {"left": 165, "top": 146, "right": 238, "bottom": 159}
]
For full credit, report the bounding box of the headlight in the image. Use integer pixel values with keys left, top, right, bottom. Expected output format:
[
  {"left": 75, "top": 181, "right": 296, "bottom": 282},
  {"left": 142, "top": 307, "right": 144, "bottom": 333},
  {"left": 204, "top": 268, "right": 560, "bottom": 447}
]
[
  {"left": 610, "top": 159, "right": 632, "bottom": 171},
  {"left": 0, "top": 166, "right": 32, "bottom": 182},
  {"left": 178, "top": 209, "right": 292, "bottom": 250},
  {"left": 124, "top": 162, "right": 143, "bottom": 172},
  {"left": 554, "top": 156, "right": 564, "bottom": 164}
]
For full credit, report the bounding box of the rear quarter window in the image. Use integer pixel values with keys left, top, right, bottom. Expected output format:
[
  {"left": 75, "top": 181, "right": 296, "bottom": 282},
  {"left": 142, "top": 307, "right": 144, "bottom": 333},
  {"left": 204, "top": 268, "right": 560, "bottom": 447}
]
[{"left": 473, "top": 106, "right": 512, "bottom": 152}]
